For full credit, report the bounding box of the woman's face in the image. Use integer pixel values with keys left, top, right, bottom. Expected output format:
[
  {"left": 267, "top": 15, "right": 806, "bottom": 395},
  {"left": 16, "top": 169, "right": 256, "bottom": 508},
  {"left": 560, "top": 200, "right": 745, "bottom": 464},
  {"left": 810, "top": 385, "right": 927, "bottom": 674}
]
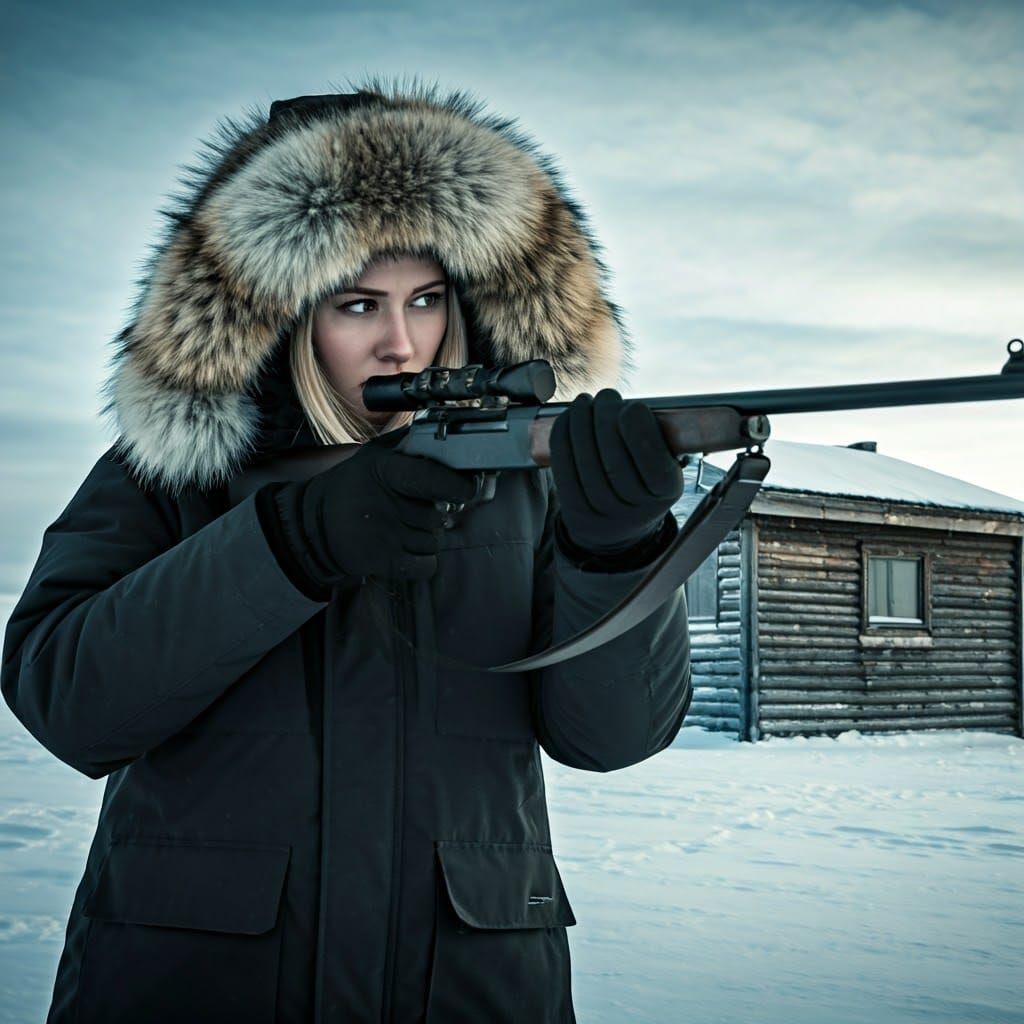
[{"left": 313, "top": 255, "right": 448, "bottom": 424}]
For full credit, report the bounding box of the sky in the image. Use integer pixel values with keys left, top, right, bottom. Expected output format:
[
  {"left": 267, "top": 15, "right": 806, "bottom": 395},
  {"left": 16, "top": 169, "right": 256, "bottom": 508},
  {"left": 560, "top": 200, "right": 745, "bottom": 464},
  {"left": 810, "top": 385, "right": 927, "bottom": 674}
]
[{"left": 2, "top": 0, "right": 1022, "bottom": 595}]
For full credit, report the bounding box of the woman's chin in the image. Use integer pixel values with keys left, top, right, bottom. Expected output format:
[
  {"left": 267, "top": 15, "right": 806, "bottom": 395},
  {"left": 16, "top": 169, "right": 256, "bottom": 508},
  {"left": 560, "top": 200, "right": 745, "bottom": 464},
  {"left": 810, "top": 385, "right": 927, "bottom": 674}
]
[{"left": 362, "top": 407, "right": 393, "bottom": 426}]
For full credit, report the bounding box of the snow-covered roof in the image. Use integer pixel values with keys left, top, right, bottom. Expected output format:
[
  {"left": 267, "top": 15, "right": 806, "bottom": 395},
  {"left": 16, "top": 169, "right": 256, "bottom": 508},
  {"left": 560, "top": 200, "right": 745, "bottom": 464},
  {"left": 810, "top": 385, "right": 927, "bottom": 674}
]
[{"left": 699, "top": 440, "right": 1024, "bottom": 517}]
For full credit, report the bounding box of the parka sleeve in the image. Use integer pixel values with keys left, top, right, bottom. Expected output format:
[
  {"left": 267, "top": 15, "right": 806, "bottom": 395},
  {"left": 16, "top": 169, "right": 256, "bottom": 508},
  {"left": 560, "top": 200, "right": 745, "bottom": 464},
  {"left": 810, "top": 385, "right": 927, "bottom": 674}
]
[
  {"left": 529, "top": 469, "right": 693, "bottom": 773},
  {"left": 1, "top": 447, "right": 328, "bottom": 780}
]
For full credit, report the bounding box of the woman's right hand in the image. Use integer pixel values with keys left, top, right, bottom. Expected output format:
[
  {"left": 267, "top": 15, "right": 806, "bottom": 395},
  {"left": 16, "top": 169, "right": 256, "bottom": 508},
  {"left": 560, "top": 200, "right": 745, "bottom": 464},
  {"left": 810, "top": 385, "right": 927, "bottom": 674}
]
[{"left": 259, "top": 438, "right": 478, "bottom": 593}]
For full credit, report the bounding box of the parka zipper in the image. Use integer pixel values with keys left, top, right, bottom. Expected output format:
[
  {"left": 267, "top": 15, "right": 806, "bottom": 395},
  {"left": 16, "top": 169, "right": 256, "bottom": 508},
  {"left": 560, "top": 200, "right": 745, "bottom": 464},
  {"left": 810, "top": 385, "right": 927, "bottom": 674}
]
[
  {"left": 311, "top": 606, "right": 331, "bottom": 1024},
  {"left": 381, "top": 578, "right": 410, "bottom": 1023}
]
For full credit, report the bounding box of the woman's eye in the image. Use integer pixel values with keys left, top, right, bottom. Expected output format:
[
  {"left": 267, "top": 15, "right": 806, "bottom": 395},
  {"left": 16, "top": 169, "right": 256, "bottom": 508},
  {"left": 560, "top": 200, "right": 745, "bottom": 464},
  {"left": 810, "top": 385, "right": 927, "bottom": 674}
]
[
  {"left": 412, "top": 292, "right": 444, "bottom": 309},
  {"left": 338, "top": 299, "right": 376, "bottom": 314}
]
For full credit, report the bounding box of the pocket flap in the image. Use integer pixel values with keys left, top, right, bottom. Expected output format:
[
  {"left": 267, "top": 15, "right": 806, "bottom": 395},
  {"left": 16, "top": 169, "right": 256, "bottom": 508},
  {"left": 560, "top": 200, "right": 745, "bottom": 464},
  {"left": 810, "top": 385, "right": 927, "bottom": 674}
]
[
  {"left": 84, "top": 839, "right": 291, "bottom": 935},
  {"left": 436, "top": 841, "right": 576, "bottom": 930}
]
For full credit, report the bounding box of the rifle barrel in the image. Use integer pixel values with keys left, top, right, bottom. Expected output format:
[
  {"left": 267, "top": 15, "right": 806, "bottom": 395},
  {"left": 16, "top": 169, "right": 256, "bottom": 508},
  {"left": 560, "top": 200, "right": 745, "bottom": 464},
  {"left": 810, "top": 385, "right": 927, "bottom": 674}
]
[{"left": 641, "top": 372, "right": 1024, "bottom": 416}]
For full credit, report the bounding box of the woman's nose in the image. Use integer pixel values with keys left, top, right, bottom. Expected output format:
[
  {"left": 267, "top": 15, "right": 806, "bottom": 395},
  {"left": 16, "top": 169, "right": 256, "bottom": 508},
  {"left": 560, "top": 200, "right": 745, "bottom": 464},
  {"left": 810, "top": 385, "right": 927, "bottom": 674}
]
[{"left": 377, "top": 310, "right": 416, "bottom": 362}]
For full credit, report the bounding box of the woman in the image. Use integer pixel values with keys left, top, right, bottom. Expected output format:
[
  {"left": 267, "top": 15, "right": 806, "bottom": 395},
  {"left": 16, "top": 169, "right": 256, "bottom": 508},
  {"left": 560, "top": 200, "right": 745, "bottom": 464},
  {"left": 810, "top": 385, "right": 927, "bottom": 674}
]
[{"left": 1, "top": 83, "right": 692, "bottom": 1023}]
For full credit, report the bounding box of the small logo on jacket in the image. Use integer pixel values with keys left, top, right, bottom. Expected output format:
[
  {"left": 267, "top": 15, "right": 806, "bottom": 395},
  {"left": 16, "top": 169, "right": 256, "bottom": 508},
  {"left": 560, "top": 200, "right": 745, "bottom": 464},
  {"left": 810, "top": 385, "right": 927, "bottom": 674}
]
[{"left": 527, "top": 895, "right": 553, "bottom": 906}]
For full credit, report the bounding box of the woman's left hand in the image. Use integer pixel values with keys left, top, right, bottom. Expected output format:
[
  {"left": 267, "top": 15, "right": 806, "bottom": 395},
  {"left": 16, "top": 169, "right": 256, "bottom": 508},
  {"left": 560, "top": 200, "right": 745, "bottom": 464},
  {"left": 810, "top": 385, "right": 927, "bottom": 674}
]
[{"left": 549, "top": 388, "right": 685, "bottom": 556}]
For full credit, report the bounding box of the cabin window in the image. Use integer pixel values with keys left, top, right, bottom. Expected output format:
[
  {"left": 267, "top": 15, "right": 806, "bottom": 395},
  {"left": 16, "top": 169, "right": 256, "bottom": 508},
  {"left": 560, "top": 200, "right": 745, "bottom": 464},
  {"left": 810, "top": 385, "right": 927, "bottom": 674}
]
[
  {"left": 865, "top": 554, "right": 927, "bottom": 626},
  {"left": 686, "top": 547, "right": 719, "bottom": 624}
]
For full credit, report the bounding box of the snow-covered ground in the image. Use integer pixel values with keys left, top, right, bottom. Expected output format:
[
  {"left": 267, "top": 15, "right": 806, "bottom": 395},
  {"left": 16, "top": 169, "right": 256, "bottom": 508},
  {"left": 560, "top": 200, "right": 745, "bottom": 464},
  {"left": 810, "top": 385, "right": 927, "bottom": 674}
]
[
  {"left": 1, "top": 705, "right": 1021, "bottom": 1023},
  {"left": 548, "top": 728, "right": 1023, "bottom": 1024}
]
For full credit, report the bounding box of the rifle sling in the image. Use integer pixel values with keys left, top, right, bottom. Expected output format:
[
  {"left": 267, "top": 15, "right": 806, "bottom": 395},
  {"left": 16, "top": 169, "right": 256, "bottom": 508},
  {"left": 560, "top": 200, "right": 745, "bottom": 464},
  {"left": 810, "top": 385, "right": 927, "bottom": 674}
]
[{"left": 487, "top": 450, "right": 770, "bottom": 672}]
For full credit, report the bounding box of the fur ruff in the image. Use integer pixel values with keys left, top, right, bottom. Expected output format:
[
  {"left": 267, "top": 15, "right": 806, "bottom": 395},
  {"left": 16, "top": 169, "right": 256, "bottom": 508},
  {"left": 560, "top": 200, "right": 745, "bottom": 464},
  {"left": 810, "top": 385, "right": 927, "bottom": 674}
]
[{"left": 100, "top": 78, "right": 632, "bottom": 495}]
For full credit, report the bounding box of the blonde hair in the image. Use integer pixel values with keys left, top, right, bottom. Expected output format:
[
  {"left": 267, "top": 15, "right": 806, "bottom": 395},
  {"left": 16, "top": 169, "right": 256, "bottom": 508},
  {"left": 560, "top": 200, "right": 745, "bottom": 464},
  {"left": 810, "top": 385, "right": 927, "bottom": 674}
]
[{"left": 289, "top": 281, "right": 470, "bottom": 445}]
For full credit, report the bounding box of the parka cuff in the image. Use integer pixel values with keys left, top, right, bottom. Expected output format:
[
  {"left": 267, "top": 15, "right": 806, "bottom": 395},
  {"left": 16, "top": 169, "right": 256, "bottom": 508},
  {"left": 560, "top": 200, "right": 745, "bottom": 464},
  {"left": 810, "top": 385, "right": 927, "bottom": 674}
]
[
  {"left": 233, "top": 490, "right": 332, "bottom": 616},
  {"left": 254, "top": 483, "right": 333, "bottom": 604},
  {"left": 553, "top": 511, "right": 678, "bottom": 573}
]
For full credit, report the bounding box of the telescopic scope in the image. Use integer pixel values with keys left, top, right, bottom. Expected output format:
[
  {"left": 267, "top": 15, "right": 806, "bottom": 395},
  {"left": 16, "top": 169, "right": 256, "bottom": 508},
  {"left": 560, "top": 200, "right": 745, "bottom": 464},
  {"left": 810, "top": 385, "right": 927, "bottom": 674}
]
[{"left": 363, "top": 360, "right": 556, "bottom": 411}]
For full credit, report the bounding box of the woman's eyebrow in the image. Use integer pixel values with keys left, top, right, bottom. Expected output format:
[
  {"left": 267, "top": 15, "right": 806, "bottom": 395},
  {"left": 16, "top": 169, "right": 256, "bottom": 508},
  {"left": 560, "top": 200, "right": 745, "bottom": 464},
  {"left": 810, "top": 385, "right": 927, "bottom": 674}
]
[{"left": 339, "top": 279, "right": 446, "bottom": 297}]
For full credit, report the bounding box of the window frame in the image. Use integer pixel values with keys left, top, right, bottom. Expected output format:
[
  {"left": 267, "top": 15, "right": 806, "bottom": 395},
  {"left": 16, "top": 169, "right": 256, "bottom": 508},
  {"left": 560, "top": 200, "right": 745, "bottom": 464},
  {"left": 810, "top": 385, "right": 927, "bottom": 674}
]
[
  {"left": 685, "top": 545, "right": 720, "bottom": 626},
  {"left": 860, "top": 545, "right": 932, "bottom": 633}
]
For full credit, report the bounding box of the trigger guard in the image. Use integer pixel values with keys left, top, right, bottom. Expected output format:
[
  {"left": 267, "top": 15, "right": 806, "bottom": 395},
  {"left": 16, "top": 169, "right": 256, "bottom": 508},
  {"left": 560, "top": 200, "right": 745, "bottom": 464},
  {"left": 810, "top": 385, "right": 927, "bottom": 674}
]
[{"left": 437, "top": 471, "right": 500, "bottom": 530}]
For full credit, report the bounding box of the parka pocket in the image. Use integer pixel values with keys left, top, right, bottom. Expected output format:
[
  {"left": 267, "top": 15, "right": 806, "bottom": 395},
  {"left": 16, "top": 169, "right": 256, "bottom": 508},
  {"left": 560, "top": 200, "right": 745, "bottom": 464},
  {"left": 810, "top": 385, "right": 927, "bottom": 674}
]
[
  {"left": 77, "top": 838, "right": 290, "bottom": 1024},
  {"left": 426, "top": 841, "right": 577, "bottom": 1024}
]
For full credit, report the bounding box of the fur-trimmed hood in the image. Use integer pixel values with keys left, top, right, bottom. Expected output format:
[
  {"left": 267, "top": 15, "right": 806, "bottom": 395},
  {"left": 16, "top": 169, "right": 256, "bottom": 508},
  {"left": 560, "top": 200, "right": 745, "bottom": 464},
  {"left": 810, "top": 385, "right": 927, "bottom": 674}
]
[{"left": 100, "top": 80, "right": 631, "bottom": 495}]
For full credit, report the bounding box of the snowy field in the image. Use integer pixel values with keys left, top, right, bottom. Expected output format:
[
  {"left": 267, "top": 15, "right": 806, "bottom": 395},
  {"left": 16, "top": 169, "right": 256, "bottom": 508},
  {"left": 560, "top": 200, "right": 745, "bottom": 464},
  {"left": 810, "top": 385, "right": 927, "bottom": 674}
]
[{"left": 0, "top": 701, "right": 1020, "bottom": 1023}]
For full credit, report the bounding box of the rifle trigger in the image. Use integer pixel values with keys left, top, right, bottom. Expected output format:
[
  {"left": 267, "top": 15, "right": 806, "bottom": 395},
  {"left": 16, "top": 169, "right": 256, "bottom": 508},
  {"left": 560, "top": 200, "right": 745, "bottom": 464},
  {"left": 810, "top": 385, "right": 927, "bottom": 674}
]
[{"left": 474, "top": 470, "right": 499, "bottom": 504}]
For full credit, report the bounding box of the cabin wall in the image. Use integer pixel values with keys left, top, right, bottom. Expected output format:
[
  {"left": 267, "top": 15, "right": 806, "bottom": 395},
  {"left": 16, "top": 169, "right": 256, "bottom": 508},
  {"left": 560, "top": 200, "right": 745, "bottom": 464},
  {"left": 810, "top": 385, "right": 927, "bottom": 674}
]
[
  {"left": 683, "top": 527, "right": 745, "bottom": 735},
  {"left": 1017, "top": 535, "right": 1023, "bottom": 739},
  {"left": 753, "top": 516, "right": 1022, "bottom": 737}
]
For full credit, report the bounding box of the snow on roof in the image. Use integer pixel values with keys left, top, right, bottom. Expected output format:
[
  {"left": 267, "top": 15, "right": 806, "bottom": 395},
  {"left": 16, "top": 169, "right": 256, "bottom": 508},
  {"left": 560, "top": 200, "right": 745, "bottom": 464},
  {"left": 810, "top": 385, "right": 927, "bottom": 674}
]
[{"left": 701, "top": 440, "right": 1024, "bottom": 517}]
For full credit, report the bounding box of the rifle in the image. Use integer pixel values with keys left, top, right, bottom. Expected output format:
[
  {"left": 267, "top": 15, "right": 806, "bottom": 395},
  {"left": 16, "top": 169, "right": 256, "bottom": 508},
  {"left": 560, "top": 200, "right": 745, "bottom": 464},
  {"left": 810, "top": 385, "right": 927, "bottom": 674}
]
[{"left": 229, "top": 340, "right": 1024, "bottom": 673}]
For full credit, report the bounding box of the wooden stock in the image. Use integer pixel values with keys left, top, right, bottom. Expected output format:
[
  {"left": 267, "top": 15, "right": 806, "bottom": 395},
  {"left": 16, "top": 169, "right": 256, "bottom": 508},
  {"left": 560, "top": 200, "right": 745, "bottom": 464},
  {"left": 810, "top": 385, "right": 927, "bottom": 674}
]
[{"left": 528, "top": 405, "right": 764, "bottom": 467}]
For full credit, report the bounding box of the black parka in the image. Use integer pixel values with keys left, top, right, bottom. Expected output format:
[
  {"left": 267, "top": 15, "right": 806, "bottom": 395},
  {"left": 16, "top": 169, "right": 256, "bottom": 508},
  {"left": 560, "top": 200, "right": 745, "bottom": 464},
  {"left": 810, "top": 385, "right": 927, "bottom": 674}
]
[{"left": 1, "top": 83, "right": 692, "bottom": 1023}]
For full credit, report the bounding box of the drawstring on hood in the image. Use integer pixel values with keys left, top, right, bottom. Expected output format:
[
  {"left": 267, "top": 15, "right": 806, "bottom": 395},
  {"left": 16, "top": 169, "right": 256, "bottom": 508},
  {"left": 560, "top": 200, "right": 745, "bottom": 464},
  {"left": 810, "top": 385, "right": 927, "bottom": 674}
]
[{"left": 100, "top": 78, "right": 631, "bottom": 496}]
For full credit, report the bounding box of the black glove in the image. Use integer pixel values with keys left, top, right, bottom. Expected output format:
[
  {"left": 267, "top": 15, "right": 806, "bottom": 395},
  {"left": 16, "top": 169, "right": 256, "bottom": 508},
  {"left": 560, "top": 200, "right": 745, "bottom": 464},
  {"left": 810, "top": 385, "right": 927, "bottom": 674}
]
[
  {"left": 256, "top": 434, "right": 478, "bottom": 598},
  {"left": 549, "top": 388, "right": 684, "bottom": 565}
]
